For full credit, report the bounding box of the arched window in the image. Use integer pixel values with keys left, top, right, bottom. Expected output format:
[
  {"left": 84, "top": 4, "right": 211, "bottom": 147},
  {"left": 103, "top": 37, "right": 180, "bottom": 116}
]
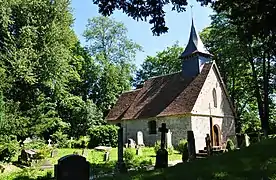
[
  {"left": 212, "top": 88, "right": 217, "bottom": 108},
  {"left": 148, "top": 120, "right": 157, "bottom": 134}
]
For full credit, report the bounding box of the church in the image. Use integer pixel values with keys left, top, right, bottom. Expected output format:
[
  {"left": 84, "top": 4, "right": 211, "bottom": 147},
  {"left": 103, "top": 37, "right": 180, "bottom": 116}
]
[{"left": 106, "top": 20, "right": 236, "bottom": 152}]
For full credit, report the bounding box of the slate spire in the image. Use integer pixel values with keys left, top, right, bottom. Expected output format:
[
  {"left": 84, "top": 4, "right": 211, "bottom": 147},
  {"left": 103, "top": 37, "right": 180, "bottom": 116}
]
[{"left": 181, "top": 19, "right": 211, "bottom": 58}]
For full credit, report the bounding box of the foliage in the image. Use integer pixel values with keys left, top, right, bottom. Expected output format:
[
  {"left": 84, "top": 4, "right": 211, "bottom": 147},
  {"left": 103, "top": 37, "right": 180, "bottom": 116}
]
[
  {"left": 134, "top": 42, "right": 183, "bottom": 87},
  {"left": 226, "top": 139, "right": 235, "bottom": 151},
  {"left": 123, "top": 148, "right": 135, "bottom": 167},
  {"left": 0, "top": 135, "right": 20, "bottom": 162},
  {"left": 154, "top": 141, "right": 161, "bottom": 154},
  {"left": 88, "top": 125, "right": 118, "bottom": 148},
  {"left": 175, "top": 139, "right": 188, "bottom": 154},
  {"left": 83, "top": 16, "right": 141, "bottom": 116},
  {"left": 50, "top": 131, "right": 69, "bottom": 148},
  {"left": 71, "top": 136, "right": 90, "bottom": 149}
]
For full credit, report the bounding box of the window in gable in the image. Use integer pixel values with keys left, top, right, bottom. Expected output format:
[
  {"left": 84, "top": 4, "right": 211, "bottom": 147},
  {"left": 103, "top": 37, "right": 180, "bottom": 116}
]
[
  {"left": 148, "top": 120, "right": 157, "bottom": 134},
  {"left": 212, "top": 88, "right": 217, "bottom": 108}
]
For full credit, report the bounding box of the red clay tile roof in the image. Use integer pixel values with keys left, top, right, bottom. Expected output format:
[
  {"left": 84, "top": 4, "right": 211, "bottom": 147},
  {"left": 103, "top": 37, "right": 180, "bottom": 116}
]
[{"left": 106, "top": 63, "right": 212, "bottom": 121}]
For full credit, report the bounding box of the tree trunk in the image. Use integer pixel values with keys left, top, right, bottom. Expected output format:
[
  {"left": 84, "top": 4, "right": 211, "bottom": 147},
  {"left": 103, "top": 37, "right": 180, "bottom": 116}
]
[{"left": 263, "top": 52, "right": 270, "bottom": 137}]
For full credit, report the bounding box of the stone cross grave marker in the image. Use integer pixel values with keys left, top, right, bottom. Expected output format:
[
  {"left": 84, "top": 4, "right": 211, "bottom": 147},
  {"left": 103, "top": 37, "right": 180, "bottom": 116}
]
[
  {"left": 116, "top": 123, "right": 127, "bottom": 173},
  {"left": 48, "top": 139, "right": 52, "bottom": 147},
  {"left": 137, "top": 131, "right": 144, "bottom": 146},
  {"left": 166, "top": 129, "right": 172, "bottom": 149},
  {"left": 155, "top": 123, "right": 169, "bottom": 169},
  {"left": 54, "top": 154, "right": 90, "bottom": 180},
  {"left": 187, "top": 131, "right": 196, "bottom": 161}
]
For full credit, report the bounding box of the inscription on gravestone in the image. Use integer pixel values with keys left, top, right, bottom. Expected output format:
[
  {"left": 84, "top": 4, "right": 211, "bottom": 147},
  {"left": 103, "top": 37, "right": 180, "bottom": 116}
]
[{"left": 54, "top": 154, "right": 90, "bottom": 180}]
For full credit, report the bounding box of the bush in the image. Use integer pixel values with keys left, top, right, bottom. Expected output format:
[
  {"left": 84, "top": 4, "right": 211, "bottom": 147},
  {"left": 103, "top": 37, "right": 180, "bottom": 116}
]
[
  {"left": 50, "top": 131, "right": 69, "bottom": 148},
  {"left": 123, "top": 148, "right": 135, "bottom": 167},
  {"left": 72, "top": 136, "right": 90, "bottom": 148},
  {"left": 226, "top": 139, "right": 235, "bottom": 151},
  {"left": 0, "top": 135, "right": 20, "bottom": 162},
  {"left": 176, "top": 139, "right": 188, "bottom": 154},
  {"left": 24, "top": 139, "right": 46, "bottom": 149},
  {"left": 167, "top": 146, "right": 174, "bottom": 155},
  {"left": 154, "top": 141, "right": 161, "bottom": 154},
  {"left": 88, "top": 125, "right": 118, "bottom": 148}
]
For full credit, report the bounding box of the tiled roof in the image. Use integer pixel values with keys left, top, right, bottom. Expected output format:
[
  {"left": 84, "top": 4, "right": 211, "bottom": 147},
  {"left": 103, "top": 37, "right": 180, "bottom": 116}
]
[{"left": 106, "top": 63, "right": 212, "bottom": 121}]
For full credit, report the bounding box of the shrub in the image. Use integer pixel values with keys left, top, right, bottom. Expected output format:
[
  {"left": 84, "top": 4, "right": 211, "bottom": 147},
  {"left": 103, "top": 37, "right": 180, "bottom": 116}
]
[
  {"left": 24, "top": 139, "right": 46, "bottom": 149},
  {"left": 88, "top": 125, "right": 118, "bottom": 148},
  {"left": 154, "top": 141, "right": 161, "bottom": 154},
  {"left": 226, "top": 139, "right": 235, "bottom": 151},
  {"left": 0, "top": 135, "right": 20, "bottom": 162},
  {"left": 167, "top": 146, "right": 174, "bottom": 155},
  {"left": 72, "top": 136, "right": 90, "bottom": 148},
  {"left": 50, "top": 131, "right": 69, "bottom": 148},
  {"left": 123, "top": 148, "right": 135, "bottom": 168},
  {"left": 176, "top": 139, "right": 188, "bottom": 154}
]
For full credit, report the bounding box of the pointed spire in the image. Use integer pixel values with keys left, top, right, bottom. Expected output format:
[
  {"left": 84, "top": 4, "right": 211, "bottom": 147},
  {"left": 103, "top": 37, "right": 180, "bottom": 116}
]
[{"left": 180, "top": 18, "right": 211, "bottom": 58}]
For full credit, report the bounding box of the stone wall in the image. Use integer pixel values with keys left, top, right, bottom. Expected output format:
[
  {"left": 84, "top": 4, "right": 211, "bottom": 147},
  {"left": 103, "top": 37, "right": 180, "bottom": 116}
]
[{"left": 109, "top": 116, "right": 191, "bottom": 147}]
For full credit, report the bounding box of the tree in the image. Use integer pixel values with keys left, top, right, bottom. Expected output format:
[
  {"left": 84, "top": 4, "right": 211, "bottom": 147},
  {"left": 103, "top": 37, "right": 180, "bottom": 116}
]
[
  {"left": 134, "top": 42, "right": 183, "bottom": 87},
  {"left": 83, "top": 16, "right": 142, "bottom": 116}
]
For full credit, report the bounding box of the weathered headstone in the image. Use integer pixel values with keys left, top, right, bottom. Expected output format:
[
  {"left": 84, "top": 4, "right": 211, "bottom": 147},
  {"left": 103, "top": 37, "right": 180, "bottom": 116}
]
[
  {"left": 155, "top": 123, "right": 168, "bottom": 169},
  {"left": 245, "top": 134, "right": 250, "bottom": 147},
  {"left": 187, "top": 131, "right": 196, "bottom": 161},
  {"left": 137, "top": 131, "right": 144, "bottom": 146},
  {"left": 166, "top": 129, "right": 172, "bottom": 149},
  {"left": 205, "top": 134, "right": 212, "bottom": 156},
  {"left": 51, "top": 149, "right": 58, "bottom": 158},
  {"left": 48, "top": 139, "right": 52, "bottom": 147},
  {"left": 82, "top": 149, "right": 88, "bottom": 157},
  {"left": 54, "top": 154, "right": 90, "bottom": 180},
  {"left": 127, "top": 138, "right": 136, "bottom": 148},
  {"left": 40, "top": 159, "right": 53, "bottom": 170},
  {"left": 136, "top": 146, "right": 142, "bottom": 156},
  {"left": 116, "top": 124, "right": 127, "bottom": 173},
  {"left": 104, "top": 151, "right": 110, "bottom": 162}
]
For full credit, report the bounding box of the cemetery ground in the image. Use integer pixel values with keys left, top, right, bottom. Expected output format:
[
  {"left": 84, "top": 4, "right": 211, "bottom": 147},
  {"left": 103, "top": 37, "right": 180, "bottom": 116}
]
[
  {"left": 100, "top": 137, "right": 276, "bottom": 180},
  {"left": 0, "top": 147, "right": 181, "bottom": 179}
]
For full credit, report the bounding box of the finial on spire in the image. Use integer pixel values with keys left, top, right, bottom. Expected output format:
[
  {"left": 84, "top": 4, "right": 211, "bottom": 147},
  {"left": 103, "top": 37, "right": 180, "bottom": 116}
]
[{"left": 190, "top": 5, "right": 194, "bottom": 21}]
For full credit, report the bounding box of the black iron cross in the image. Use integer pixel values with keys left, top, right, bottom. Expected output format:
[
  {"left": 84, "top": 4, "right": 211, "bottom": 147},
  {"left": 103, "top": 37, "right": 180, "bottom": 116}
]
[{"left": 158, "top": 123, "right": 168, "bottom": 150}]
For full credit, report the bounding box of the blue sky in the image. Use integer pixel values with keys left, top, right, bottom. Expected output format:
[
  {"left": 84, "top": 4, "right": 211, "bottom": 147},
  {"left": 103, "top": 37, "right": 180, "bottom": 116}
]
[{"left": 71, "top": 0, "right": 214, "bottom": 68}]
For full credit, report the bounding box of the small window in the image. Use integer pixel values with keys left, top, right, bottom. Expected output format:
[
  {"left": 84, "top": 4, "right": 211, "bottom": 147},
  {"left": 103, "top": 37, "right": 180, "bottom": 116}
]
[
  {"left": 148, "top": 120, "right": 157, "bottom": 134},
  {"left": 212, "top": 88, "right": 217, "bottom": 108}
]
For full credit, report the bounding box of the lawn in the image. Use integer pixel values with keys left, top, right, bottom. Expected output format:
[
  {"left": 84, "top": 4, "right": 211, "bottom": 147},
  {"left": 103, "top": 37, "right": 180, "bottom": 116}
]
[
  {"left": 0, "top": 147, "right": 181, "bottom": 180},
  {"left": 100, "top": 138, "right": 276, "bottom": 180}
]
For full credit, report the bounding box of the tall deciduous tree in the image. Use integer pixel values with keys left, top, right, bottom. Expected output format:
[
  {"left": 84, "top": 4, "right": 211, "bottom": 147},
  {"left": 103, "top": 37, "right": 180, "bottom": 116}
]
[
  {"left": 83, "top": 16, "right": 142, "bottom": 116},
  {"left": 134, "top": 42, "right": 183, "bottom": 87}
]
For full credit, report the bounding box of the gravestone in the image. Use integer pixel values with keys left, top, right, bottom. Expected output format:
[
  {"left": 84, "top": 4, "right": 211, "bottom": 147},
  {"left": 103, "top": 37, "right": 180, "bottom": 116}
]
[
  {"left": 136, "top": 146, "right": 142, "bottom": 156},
  {"left": 104, "top": 151, "right": 110, "bottom": 162},
  {"left": 127, "top": 138, "right": 136, "bottom": 148},
  {"left": 54, "top": 154, "right": 90, "bottom": 180},
  {"left": 155, "top": 123, "right": 168, "bottom": 169},
  {"left": 205, "top": 134, "right": 212, "bottom": 156},
  {"left": 48, "top": 139, "right": 52, "bottom": 147},
  {"left": 51, "top": 149, "right": 58, "bottom": 158},
  {"left": 245, "top": 134, "right": 250, "bottom": 147},
  {"left": 187, "top": 131, "right": 196, "bottom": 161},
  {"left": 166, "top": 129, "right": 172, "bottom": 149},
  {"left": 116, "top": 124, "right": 127, "bottom": 173},
  {"left": 40, "top": 159, "right": 53, "bottom": 170},
  {"left": 82, "top": 149, "right": 88, "bottom": 157},
  {"left": 137, "top": 131, "right": 144, "bottom": 146}
]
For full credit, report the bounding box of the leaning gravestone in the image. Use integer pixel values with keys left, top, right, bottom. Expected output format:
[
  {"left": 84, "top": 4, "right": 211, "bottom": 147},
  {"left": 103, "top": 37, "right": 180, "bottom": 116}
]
[
  {"left": 155, "top": 123, "right": 168, "bottom": 169},
  {"left": 137, "top": 131, "right": 144, "bottom": 146},
  {"left": 166, "top": 129, "right": 172, "bottom": 149},
  {"left": 54, "top": 154, "right": 90, "bottom": 180}
]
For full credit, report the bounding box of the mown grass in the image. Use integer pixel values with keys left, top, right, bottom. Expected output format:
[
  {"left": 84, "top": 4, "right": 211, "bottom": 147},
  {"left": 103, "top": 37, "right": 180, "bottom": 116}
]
[
  {"left": 100, "top": 138, "right": 276, "bottom": 180},
  {"left": 0, "top": 147, "right": 181, "bottom": 180}
]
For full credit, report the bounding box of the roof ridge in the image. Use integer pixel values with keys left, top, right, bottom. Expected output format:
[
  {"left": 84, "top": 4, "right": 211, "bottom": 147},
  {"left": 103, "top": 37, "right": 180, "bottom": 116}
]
[{"left": 148, "top": 71, "right": 181, "bottom": 80}]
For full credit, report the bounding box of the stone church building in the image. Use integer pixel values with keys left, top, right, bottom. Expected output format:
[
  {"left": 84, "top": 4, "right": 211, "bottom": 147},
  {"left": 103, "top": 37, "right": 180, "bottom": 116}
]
[{"left": 106, "top": 20, "right": 236, "bottom": 152}]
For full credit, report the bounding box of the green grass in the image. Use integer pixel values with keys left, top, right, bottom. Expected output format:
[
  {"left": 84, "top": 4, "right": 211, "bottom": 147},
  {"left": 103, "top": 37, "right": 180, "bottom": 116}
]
[
  {"left": 100, "top": 138, "right": 276, "bottom": 180},
  {"left": 0, "top": 147, "right": 181, "bottom": 180}
]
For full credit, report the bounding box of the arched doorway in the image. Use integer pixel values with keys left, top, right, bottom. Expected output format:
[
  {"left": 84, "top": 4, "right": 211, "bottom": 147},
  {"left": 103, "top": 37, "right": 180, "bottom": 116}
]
[{"left": 213, "top": 124, "right": 221, "bottom": 146}]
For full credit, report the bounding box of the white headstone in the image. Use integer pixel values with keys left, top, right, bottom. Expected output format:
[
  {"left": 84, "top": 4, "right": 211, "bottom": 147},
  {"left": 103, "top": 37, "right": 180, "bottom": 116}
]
[
  {"left": 48, "top": 139, "right": 52, "bottom": 147},
  {"left": 245, "top": 134, "right": 250, "bottom": 147},
  {"left": 166, "top": 129, "right": 172, "bottom": 148},
  {"left": 137, "top": 131, "right": 144, "bottom": 146}
]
